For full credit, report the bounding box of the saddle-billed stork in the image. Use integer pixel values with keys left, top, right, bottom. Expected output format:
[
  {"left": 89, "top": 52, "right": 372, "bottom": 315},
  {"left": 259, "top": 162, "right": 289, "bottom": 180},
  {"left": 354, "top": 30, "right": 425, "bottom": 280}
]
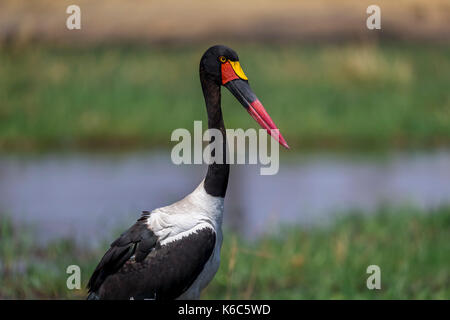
[{"left": 87, "top": 45, "right": 288, "bottom": 300}]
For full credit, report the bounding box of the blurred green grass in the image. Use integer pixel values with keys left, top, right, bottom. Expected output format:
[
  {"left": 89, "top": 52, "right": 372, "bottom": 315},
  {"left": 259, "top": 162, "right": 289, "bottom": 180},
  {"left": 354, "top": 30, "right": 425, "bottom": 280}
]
[
  {"left": 1, "top": 207, "right": 449, "bottom": 299},
  {"left": 1, "top": 43, "right": 449, "bottom": 151}
]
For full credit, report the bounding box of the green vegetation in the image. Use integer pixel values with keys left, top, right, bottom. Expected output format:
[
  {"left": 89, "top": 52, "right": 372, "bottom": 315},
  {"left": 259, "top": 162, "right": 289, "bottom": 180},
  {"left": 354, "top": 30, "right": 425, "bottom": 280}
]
[
  {"left": 2, "top": 42, "right": 448, "bottom": 300},
  {"left": 1, "top": 207, "right": 448, "bottom": 299},
  {"left": 1, "top": 43, "right": 449, "bottom": 151}
]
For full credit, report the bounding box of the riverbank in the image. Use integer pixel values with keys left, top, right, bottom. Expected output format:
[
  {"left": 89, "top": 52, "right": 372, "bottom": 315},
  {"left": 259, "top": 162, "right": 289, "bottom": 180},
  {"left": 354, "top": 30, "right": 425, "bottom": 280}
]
[
  {"left": 1, "top": 43, "right": 450, "bottom": 152},
  {"left": 1, "top": 207, "right": 448, "bottom": 299}
]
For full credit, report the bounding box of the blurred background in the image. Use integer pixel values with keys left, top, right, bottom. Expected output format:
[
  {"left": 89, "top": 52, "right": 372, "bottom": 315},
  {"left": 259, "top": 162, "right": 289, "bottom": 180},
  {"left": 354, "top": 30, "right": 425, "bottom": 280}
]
[{"left": 0, "top": 0, "right": 449, "bottom": 299}]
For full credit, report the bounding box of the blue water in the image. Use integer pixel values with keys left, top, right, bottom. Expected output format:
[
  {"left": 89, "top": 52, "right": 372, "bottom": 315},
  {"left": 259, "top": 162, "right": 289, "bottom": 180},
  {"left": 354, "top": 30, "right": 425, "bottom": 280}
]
[{"left": 0, "top": 150, "right": 449, "bottom": 244}]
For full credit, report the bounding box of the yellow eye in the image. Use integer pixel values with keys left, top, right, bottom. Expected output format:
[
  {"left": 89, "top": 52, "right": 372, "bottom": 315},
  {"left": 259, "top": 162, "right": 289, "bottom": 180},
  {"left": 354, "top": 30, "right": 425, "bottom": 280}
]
[{"left": 219, "top": 56, "right": 227, "bottom": 63}]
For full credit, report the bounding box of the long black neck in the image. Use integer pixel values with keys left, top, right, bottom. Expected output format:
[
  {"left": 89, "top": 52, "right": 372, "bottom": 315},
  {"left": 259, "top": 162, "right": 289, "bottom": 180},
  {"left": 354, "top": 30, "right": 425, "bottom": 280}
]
[{"left": 200, "top": 70, "right": 229, "bottom": 197}]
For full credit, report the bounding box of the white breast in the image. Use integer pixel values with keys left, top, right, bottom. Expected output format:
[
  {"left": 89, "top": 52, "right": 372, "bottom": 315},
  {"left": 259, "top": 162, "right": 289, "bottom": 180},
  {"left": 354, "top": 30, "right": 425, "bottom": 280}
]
[
  {"left": 146, "top": 180, "right": 224, "bottom": 299},
  {"left": 177, "top": 227, "right": 222, "bottom": 299}
]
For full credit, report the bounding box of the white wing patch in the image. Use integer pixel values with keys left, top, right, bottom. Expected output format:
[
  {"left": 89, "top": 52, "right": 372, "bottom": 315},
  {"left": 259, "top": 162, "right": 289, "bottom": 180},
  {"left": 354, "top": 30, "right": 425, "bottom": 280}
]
[
  {"left": 159, "top": 224, "right": 215, "bottom": 246},
  {"left": 145, "top": 180, "right": 224, "bottom": 245}
]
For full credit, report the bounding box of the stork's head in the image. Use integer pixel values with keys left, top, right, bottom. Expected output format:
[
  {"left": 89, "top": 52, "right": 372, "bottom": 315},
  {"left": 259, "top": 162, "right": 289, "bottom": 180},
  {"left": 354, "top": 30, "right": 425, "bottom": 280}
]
[{"left": 200, "top": 45, "right": 289, "bottom": 149}]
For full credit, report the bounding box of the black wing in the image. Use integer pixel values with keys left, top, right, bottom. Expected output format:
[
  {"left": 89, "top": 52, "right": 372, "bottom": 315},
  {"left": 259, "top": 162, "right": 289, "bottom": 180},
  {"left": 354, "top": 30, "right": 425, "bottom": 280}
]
[
  {"left": 87, "top": 212, "right": 216, "bottom": 300},
  {"left": 87, "top": 211, "right": 158, "bottom": 295}
]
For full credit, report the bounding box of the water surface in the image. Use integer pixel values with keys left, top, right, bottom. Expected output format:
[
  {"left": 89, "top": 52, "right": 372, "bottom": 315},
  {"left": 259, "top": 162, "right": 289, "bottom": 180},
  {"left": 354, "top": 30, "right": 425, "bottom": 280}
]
[{"left": 0, "top": 150, "right": 449, "bottom": 244}]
